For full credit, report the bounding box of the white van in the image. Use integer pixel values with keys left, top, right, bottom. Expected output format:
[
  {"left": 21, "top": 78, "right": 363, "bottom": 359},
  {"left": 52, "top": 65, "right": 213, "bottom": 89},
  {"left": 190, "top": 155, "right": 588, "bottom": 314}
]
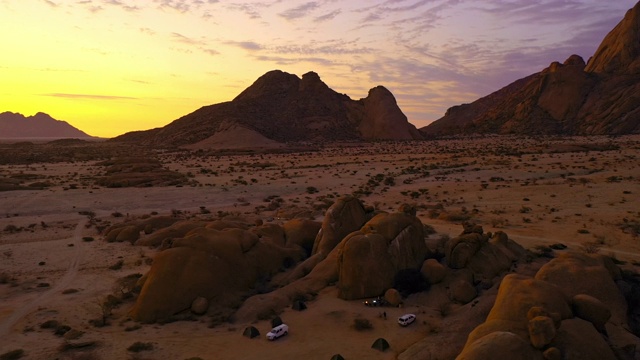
[
  {"left": 266, "top": 324, "right": 289, "bottom": 340},
  {"left": 398, "top": 314, "right": 416, "bottom": 327}
]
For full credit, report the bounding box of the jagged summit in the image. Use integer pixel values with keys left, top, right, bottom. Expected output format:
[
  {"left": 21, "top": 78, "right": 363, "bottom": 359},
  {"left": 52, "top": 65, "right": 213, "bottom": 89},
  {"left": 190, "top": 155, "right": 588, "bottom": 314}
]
[
  {"left": 422, "top": 2, "right": 640, "bottom": 137},
  {"left": 114, "top": 70, "right": 422, "bottom": 147}
]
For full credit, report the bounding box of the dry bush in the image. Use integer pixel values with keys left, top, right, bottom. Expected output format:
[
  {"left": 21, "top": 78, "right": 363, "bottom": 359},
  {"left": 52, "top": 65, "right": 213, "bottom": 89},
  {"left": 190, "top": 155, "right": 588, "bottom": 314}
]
[
  {"left": 127, "top": 342, "right": 153, "bottom": 352},
  {"left": 352, "top": 318, "right": 373, "bottom": 331},
  {"left": 581, "top": 242, "right": 602, "bottom": 254}
]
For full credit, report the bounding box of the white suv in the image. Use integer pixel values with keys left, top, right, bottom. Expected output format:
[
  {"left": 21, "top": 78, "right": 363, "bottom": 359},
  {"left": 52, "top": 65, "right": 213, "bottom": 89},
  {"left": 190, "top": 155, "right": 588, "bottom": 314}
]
[
  {"left": 266, "top": 324, "right": 289, "bottom": 340},
  {"left": 398, "top": 314, "right": 416, "bottom": 327}
]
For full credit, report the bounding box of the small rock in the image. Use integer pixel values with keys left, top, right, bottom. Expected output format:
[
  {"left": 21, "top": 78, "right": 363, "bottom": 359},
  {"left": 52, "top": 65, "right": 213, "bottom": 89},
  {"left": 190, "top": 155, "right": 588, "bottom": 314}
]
[
  {"left": 450, "top": 280, "right": 477, "bottom": 304},
  {"left": 543, "top": 347, "right": 562, "bottom": 360},
  {"left": 191, "top": 296, "right": 209, "bottom": 315},
  {"left": 528, "top": 316, "right": 556, "bottom": 349},
  {"left": 572, "top": 294, "right": 611, "bottom": 331},
  {"left": 421, "top": 259, "right": 447, "bottom": 284},
  {"left": 384, "top": 288, "right": 402, "bottom": 306}
]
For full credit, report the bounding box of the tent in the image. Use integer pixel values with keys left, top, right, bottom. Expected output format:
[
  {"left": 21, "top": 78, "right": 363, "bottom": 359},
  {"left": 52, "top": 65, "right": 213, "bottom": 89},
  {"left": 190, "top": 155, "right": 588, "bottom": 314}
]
[
  {"left": 330, "top": 354, "right": 345, "bottom": 360},
  {"left": 292, "top": 300, "right": 307, "bottom": 311},
  {"left": 242, "top": 326, "right": 260, "bottom": 339},
  {"left": 371, "top": 338, "right": 390, "bottom": 352},
  {"left": 271, "top": 316, "right": 283, "bottom": 328}
]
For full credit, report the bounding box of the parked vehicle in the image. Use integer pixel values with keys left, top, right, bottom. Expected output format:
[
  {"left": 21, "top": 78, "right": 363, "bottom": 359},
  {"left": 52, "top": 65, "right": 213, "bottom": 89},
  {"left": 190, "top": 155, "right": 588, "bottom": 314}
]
[
  {"left": 266, "top": 324, "right": 289, "bottom": 340},
  {"left": 398, "top": 314, "right": 416, "bottom": 327},
  {"left": 363, "top": 297, "right": 388, "bottom": 307}
]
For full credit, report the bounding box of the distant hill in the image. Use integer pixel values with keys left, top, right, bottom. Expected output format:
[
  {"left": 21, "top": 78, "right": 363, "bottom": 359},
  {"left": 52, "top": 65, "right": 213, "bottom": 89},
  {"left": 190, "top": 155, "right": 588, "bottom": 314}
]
[
  {"left": 421, "top": 1, "right": 640, "bottom": 137},
  {"left": 113, "top": 70, "right": 423, "bottom": 148},
  {"left": 0, "top": 112, "right": 93, "bottom": 139}
]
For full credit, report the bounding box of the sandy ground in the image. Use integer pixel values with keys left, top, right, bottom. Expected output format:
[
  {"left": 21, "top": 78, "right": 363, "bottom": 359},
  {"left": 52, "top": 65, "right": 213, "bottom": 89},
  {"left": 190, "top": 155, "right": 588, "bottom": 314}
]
[{"left": 0, "top": 135, "right": 639, "bottom": 359}]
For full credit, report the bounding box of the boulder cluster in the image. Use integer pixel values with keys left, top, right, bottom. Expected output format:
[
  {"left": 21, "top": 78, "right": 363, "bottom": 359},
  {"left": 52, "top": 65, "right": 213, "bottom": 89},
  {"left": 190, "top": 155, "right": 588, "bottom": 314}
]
[{"left": 458, "top": 253, "right": 635, "bottom": 360}]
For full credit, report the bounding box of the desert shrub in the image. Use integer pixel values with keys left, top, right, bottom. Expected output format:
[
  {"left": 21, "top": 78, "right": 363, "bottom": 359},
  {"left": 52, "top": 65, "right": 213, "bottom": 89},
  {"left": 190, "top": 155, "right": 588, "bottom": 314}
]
[
  {"left": 108, "top": 260, "right": 124, "bottom": 270},
  {"left": 581, "top": 242, "right": 602, "bottom": 254},
  {"left": 124, "top": 324, "right": 141, "bottom": 332},
  {"left": 438, "top": 211, "right": 470, "bottom": 223},
  {"left": 0, "top": 349, "right": 24, "bottom": 360},
  {"left": 3, "top": 225, "right": 20, "bottom": 233},
  {"left": 40, "top": 320, "right": 60, "bottom": 329},
  {"left": 127, "top": 342, "right": 153, "bottom": 352},
  {"left": 306, "top": 186, "right": 318, "bottom": 194},
  {"left": 423, "top": 224, "right": 436, "bottom": 235},
  {"left": 352, "top": 318, "right": 373, "bottom": 331}
]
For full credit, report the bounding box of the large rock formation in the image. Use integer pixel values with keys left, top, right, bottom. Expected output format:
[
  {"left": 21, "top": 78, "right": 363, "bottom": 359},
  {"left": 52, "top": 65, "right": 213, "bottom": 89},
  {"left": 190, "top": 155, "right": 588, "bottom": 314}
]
[
  {"left": 113, "top": 71, "right": 422, "bottom": 147},
  {"left": 128, "top": 221, "right": 306, "bottom": 323},
  {"left": 0, "top": 112, "right": 93, "bottom": 138},
  {"left": 422, "top": 2, "right": 640, "bottom": 136},
  {"left": 455, "top": 252, "right": 634, "bottom": 360},
  {"left": 337, "top": 211, "right": 427, "bottom": 299}
]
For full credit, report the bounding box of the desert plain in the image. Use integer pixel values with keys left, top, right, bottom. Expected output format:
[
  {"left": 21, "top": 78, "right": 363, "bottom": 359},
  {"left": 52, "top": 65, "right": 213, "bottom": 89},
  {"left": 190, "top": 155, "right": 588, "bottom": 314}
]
[{"left": 1, "top": 135, "right": 639, "bottom": 360}]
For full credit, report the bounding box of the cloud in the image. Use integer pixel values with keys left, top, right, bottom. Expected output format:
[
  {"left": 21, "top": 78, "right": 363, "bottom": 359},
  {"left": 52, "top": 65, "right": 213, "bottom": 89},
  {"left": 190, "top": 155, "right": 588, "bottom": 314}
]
[
  {"left": 253, "top": 55, "right": 334, "bottom": 66},
  {"left": 224, "top": 40, "right": 263, "bottom": 51},
  {"left": 273, "top": 40, "right": 373, "bottom": 56},
  {"left": 42, "top": 93, "right": 137, "bottom": 100},
  {"left": 279, "top": 1, "right": 320, "bottom": 20},
  {"left": 171, "top": 32, "right": 205, "bottom": 46},
  {"left": 103, "top": 0, "right": 139, "bottom": 12},
  {"left": 314, "top": 9, "right": 341, "bottom": 22},
  {"left": 42, "top": 0, "right": 59, "bottom": 8}
]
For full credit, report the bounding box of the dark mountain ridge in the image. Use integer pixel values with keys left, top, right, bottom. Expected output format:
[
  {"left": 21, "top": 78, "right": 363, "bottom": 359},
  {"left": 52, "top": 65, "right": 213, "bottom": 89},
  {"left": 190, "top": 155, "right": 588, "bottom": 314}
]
[
  {"left": 0, "top": 112, "right": 93, "bottom": 139},
  {"left": 422, "top": 1, "right": 640, "bottom": 137}
]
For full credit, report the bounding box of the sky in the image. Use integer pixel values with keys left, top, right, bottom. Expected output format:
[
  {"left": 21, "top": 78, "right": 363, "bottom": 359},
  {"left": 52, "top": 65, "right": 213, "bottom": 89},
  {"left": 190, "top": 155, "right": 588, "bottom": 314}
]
[{"left": 0, "top": 0, "right": 636, "bottom": 138}]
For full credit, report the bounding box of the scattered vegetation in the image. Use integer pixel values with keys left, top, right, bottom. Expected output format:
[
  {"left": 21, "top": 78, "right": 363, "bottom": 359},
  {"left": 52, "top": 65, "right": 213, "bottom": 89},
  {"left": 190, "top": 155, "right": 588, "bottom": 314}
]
[
  {"left": 352, "top": 318, "right": 373, "bottom": 331},
  {"left": 127, "top": 342, "right": 154, "bottom": 352}
]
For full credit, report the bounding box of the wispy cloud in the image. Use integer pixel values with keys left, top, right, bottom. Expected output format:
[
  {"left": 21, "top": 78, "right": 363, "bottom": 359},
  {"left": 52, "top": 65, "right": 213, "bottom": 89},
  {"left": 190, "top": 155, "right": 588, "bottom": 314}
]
[
  {"left": 314, "top": 9, "right": 340, "bottom": 22},
  {"left": 42, "top": 0, "right": 58, "bottom": 8},
  {"left": 224, "top": 40, "right": 263, "bottom": 51},
  {"left": 42, "top": 93, "right": 137, "bottom": 100},
  {"left": 279, "top": 1, "right": 320, "bottom": 20},
  {"left": 103, "top": 0, "right": 139, "bottom": 12}
]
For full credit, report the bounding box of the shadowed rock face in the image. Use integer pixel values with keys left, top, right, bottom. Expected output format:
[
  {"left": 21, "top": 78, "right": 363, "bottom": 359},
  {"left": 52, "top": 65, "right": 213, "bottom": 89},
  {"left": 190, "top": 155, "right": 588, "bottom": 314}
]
[
  {"left": 456, "top": 252, "right": 629, "bottom": 360},
  {"left": 113, "top": 70, "right": 422, "bottom": 147},
  {"left": 129, "top": 223, "right": 306, "bottom": 323},
  {"left": 337, "top": 212, "right": 427, "bottom": 300},
  {"left": 422, "top": 2, "right": 640, "bottom": 136}
]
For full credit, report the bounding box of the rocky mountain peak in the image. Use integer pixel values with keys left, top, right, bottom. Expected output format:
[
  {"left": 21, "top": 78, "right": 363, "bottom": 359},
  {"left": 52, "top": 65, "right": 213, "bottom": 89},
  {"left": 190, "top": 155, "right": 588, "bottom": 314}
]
[
  {"left": 233, "top": 70, "right": 299, "bottom": 102},
  {"left": 585, "top": 1, "right": 640, "bottom": 74},
  {"left": 563, "top": 54, "right": 586, "bottom": 67}
]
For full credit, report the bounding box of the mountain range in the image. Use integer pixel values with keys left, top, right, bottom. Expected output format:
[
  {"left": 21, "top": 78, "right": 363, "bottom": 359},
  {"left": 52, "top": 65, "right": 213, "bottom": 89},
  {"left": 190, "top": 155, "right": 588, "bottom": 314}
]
[
  {"left": 4, "top": 2, "right": 639, "bottom": 143},
  {"left": 113, "top": 70, "right": 422, "bottom": 147},
  {"left": 420, "top": 1, "right": 640, "bottom": 136},
  {"left": 0, "top": 112, "right": 92, "bottom": 139}
]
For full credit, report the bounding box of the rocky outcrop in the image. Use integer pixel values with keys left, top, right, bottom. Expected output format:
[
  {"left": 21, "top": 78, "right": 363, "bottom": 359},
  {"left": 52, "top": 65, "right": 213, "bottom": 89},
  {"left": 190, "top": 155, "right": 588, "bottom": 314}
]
[
  {"left": 360, "top": 86, "right": 424, "bottom": 140},
  {"left": 113, "top": 70, "right": 422, "bottom": 147},
  {"left": 337, "top": 211, "right": 427, "bottom": 299},
  {"left": 422, "top": 3, "right": 640, "bottom": 136},
  {"left": 456, "top": 251, "right": 633, "bottom": 360},
  {"left": 129, "top": 222, "right": 305, "bottom": 323},
  {"left": 234, "top": 205, "right": 428, "bottom": 321}
]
